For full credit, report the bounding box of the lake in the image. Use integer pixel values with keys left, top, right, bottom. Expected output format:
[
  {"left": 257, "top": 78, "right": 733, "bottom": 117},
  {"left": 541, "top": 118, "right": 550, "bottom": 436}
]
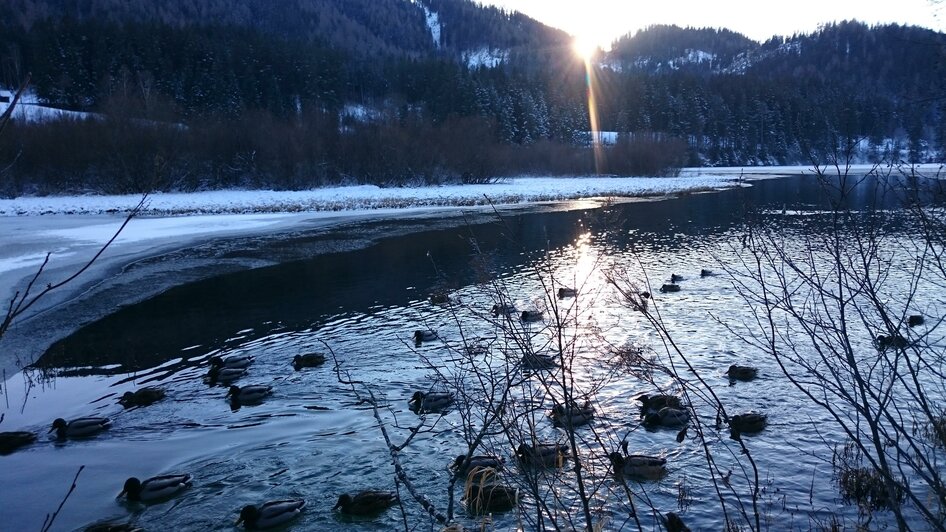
[{"left": 1, "top": 172, "right": 943, "bottom": 531}]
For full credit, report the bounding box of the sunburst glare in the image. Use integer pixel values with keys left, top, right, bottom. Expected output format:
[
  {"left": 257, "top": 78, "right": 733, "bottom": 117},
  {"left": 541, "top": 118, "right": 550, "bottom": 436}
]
[{"left": 571, "top": 36, "right": 598, "bottom": 61}]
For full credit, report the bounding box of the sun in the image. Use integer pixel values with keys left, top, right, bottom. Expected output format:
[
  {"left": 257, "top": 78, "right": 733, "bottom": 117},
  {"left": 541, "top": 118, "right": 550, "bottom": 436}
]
[{"left": 572, "top": 36, "right": 598, "bottom": 61}]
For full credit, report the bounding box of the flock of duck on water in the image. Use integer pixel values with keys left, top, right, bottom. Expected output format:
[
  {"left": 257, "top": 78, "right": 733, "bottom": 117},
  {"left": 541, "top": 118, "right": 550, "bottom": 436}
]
[
  {"left": 4, "top": 266, "right": 918, "bottom": 531},
  {"left": 409, "top": 270, "right": 772, "bottom": 531},
  {"left": 0, "top": 269, "right": 760, "bottom": 530},
  {"left": 0, "top": 352, "right": 404, "bottom": 530}
]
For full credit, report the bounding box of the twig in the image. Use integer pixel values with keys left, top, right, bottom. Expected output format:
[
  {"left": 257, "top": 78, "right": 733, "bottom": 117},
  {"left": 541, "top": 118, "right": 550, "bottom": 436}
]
[{"left": 40, "top": 465, "right": 84, "bottom": 532}]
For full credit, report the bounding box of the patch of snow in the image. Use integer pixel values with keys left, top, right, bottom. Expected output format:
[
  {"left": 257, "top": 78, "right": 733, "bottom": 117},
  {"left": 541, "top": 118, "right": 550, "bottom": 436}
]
[
  {"left": 588, "top": 131, "right": 618, "bottom": 145},
  {"left": 0, "top": 89, "right": 92, "bottom": 123},
  {"left": 464, "top": 47, "right": 507, "bottom": 68},
  {"left": 420, "top": 3, "right": 441, "bottom": 48},
  {"left": 341, "top": 104, "right": 380, "bottom": 122},
  {"left": 685, "top": 49, "right": 715, "bottom": 63}
]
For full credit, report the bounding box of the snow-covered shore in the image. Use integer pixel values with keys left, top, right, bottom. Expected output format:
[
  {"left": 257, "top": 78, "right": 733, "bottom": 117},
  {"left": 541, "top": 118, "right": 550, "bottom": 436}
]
[{"left": 0, "top": 174, "right": 745, "bottom": 216}]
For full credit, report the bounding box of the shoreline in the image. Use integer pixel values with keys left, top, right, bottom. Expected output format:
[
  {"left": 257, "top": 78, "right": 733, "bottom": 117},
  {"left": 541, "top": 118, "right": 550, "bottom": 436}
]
[{"left": 0, "top": 169, "right": 820, "bottom": 375}]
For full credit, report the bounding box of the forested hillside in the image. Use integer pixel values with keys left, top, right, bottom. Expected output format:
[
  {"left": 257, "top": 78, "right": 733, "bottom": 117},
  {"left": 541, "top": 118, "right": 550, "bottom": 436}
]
[{"left": 0, "top": 1, "right": 942, "bottom": 196}]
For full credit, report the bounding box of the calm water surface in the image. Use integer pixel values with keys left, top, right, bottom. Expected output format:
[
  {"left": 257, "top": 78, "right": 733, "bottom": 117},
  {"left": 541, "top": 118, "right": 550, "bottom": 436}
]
[{"left": 1, "top": 174, "right": 943, "bottom": 531}]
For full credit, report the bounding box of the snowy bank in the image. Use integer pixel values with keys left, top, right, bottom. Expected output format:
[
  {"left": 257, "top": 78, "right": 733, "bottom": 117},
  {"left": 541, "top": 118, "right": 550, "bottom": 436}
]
[{"left": 0, "top": 175, "right": 743, "bottom": 216}]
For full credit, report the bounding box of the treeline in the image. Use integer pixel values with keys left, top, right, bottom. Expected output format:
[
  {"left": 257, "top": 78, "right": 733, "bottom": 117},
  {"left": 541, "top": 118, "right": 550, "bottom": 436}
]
[
  {"left": 0, "top": 107, "right": 687, "bottom": 196},
  {"left": 0, "top": 14, "right": 944, "bottom": 195},
  {"left": 0, "top": 0, "right": 569, "bottom": 60}
]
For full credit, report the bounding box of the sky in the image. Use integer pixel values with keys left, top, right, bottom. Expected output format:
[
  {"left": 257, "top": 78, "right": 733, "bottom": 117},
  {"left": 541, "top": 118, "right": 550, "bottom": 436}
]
[{"left": 476, "top": 0, "right": 946, "bottom": 49}]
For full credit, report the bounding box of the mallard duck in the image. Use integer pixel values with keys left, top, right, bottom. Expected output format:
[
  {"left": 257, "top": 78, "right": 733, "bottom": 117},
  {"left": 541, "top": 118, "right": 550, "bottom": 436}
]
[
  {"left": 451, "top": 454, "right": 504, "bottom": 474},
  {"left": 908, "top": 314, "right": 925, "bottom": 327},
  {"left": 875, "top": 333, "right": 909, "bottom": 350},
  {"left": 408, "top": 391, "right": 454, "bottom": 413},
  {"left": 463, "top": 483, "right": 518, "bottom": 514},
  {"left": 461, "top": 466, "right": 518, "bottom": 514},
  {"left": 660, "top": 283, "right": 681, "bottom": 293},
  {"left": 118, "top": 474, "right": 192, "bottom": 502},
  {"left": 520, "top": 310, "right": 544, "bottom": 322},
  {"left": 209, "top": 355, "right": 254, "bottom": 370},
  {"left": 413, "top": 330, "right": 438, "bottom": 346},
  {"left": 700, "top": 269, "right": 714, "bottom": 277},
  {"left": 0, "top": 431, "right": 36, "bottom": 454},
  {"left": 236, "top": 499, "right": 306, "bottom": 529},
  {"left": 521, "top": 352, "right": 558, "bottom": 370},
  {"left": 726, "top": 365, "right": 758, "bottom": 382},
  {"left": 608, "top": 451, "right": 667, "bottom": 479},
  {"left": 118, "top": 387, "right": 165, "bottom": 408},
  {"left": 515, "top": 443, "right": 568, "bottom": 467},
  {"left": 557, "top": 287, "right": 577, "bottom": 299},
  {"left": 643, "top": 407, "right": 689, "bottom": 428},
  {"left": 292, "top": 353, "right": 326, "bottom": 371},
  {"left": 549, "top": 401, "right": 595, "bottom": 427},
  {"left": 670, "top": 274, "right": 684, "bottom": 283},
  {"left": 429, "top": 293, "right": 451, "bottom": 305},
  {"left": 50, "top": 417, "right": 111, "bottom": 439},
  {"left": 226, "top": 385, "right": 272, "bottom": 404},
  {"left": 729, "top": 412, "right": 767, "bottom": 435},
  {"left": 663, "top": 512, "right": 691, "bottom": 532},
  {"left": 206, "top": 365, "right": 246, "bottom": 386},
  {"left": 637, "top": 394, "right": 682, "bottom": 413},
  {"left": 333, "top": 491, "right": 397, "bottom": 516},
  {"left": 491, "top": 303, "right": 517, "bottom": 317}
]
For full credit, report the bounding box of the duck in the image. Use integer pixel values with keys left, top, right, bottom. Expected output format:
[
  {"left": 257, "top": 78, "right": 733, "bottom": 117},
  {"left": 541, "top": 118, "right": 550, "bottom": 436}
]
[
  {"left": 463, "top": 482, "right": 518, "bottom": 514},
  {"left": 515, "top": 443, "right": 568, "bottom": 467},
  {"left": 637, "top": 394, "right": 682, "bottom": 413},
  {"left": 662, "top": 512, "right": 691, "bottom": 532},
  {"left": 429, "top": 292, "right": 451, "bottom": 305},
  {"left": 451, "top": 454, "right": 504, "bottom": 475},
  {"left": 292, "top": 353, "right": 326, "bottom": 370},
  {"left": 209, "top": 355, "right": 254, "bottom": 370},
  {"left": 520, "top": 310, "right": 544, "bottom": 322},
  {"left": 875, "top": 333, "right": 909, "bottom": 350},
  {"left": 643, "top": 407, "right": 690, "bottom": 428},
  {"left": 236, "top": 499, "right": 306, "bottom": 529},
  {"left": 726, "top": 365, "right": 758, "bottom": 382},
  {"left": 333, "top": 491, "right": 397, "bottom": 516},
  {"left": 408, "top": 391, "right": 454, "bottom": 413},
  {"left": 226, "top": 385, "right": 272, "bottom": 404},
  {"left": 118, "top": 387, "right": 165, "bottom": 408},
  {"left": 608, "top": 451, "right": 667, "bottom": 479},
  {"left": 908, "top": 314, "right": 925, "bottom": 327},
  {"left": 206, "top": 365, "right": 246, "bottom": 386},
  {"left": 118, "top": 474, "right": 192, "bottom": 502},
  {"left": 729, "top": 412, "right": 767, "bottom": 436},
  {"left": 670, "top": 274, "right": 684, "bottom": 283},
  {"left": 557, "top": 287, "right": 577, "bottom": 299},
  {"left": 521, "top": 352, "right": 558, "bottom": 370},
  {"left": 50, "top": 417, "right": 111, "bottom": 439},
  {"left": 660, "top": 283, "right": 681, "bottom": 293},
  {"left": 700, "top": 269, "right": 714, "bottom": 277},
  {"left": 413, "top": 330, "right": 438, "bottom": 346},
  {"left": 491, "top": 303, "right": 517, "bottom": 317},
  {"left": 549, "top": 401, "right": 595, "bottom": 428},
  {"left": 0, "top": 431, "right": 36, "bottom": 454}
]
